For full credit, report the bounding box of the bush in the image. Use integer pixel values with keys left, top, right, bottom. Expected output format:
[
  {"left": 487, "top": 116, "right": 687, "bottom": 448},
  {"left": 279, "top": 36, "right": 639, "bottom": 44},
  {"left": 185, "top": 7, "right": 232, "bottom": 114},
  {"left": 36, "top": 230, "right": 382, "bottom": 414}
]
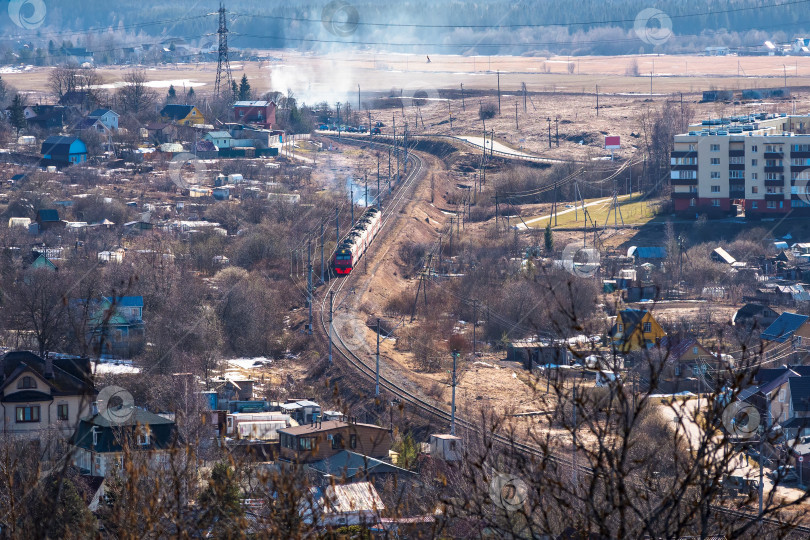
[{"left": 479, "top": 102, "right": 497, "bottom": 120}]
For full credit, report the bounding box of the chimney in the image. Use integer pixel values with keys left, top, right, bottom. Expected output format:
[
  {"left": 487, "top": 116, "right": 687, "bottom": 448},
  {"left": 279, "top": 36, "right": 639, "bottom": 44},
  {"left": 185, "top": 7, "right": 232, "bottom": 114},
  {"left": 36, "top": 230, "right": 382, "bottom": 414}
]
[{"left": 44, "top": 354, "right": 54, "bottom": 379}]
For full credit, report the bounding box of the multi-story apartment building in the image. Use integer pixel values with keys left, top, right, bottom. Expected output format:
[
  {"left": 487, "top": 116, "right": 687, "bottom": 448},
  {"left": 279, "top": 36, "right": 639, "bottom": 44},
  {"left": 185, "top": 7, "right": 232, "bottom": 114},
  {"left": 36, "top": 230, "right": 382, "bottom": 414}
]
[{"left": 671, "top": 113, "right": 810, "bottom": 217}]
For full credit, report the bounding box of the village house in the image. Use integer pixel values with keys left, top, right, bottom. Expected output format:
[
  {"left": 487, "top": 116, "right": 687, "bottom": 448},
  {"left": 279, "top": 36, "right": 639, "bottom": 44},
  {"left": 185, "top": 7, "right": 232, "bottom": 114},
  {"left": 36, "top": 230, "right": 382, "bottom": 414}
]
[
  {"left": 278, "top": 420, "right": 391, "bottom": 463},
  {"left": 36, "top": 208, "right": 63, "bottom": 232},
  {"left": 160, "top": 104, "right": 205, "bottom": 126},
  {"left": 72, "top": 408, "right": 177, "bottom": 477},
  {"left": 80, "top": 296, "right": 145, "bottom": 358},
  {"left": 41, "top": 135, "right": 87, "bottom": 165},
  {"left": 760, "top": 312, "right": 810, "bottom": 365},
  {"left": 609, "top": 308, "right": 666, "bottom": 353},
  {"left": 0, "top": 351, "right": 95, "bottom": 442},
  {"left": 233, "top": 100, "right": 276, "bottom": 128}
]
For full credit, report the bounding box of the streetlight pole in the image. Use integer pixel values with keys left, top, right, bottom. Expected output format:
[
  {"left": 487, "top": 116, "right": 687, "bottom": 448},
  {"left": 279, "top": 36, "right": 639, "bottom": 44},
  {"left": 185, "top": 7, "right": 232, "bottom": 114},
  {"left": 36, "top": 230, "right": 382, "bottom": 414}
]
[{"left": 451, "top": 350, "right": 458, "bottom": 435}]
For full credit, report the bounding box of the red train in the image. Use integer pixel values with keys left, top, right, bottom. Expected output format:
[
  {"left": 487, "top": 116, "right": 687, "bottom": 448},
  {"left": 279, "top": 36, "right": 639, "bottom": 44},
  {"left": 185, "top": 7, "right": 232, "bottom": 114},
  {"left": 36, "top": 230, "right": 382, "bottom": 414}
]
[{"left": 333, "top": 207, "right": 382, "bottom": 275}]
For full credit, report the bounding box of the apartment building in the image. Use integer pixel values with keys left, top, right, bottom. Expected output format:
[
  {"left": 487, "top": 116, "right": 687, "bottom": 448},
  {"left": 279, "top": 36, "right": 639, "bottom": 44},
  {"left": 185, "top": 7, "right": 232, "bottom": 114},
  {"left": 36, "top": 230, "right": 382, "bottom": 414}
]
[{"left": 671, "top": 113, "right": 810, "bottom": 217}]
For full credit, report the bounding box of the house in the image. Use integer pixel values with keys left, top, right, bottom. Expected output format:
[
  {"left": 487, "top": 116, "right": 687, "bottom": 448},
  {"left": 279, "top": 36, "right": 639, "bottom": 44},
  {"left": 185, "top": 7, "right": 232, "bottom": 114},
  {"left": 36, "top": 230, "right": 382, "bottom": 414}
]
[
  {"left": 87, "top": 109, "right": 118, "bottom": 131},
  {"left": 29, "top": 251, "right": 57, "bottom": 271},
  {"left": 279, "top": 400, "right": 321, "bottom": 425},
  {"left": 25, "top": 104, "right": 67, "bottom": 130},
  {"left": 36, "top": 208, "right": 63, "bottom": 232},
  {"left": 506, "top": 340, "right": 572, "bottom": 370},
  {"left": 58, "top": 47, "right": 93, "bottom": 64},
  {"left": 733, "top": 303, "right": 780, "bottom": 329},
  {"left": 72, "top": 408, "right": 177, "bottom": 477},
  {"left": 300, "top": 481, "right": 384, "bottom": 528},
  {"left": 306, "top": 450, "right": 415, "bottom": 481},
  {"left": 160, "top": 104, "right": 205, "bottom": 126},
  {"left": 649, "top": 336, "right": 728, "bottom": 392},
  {"left": 58, "top": 91, "right": 95, "bottom": 111},
  {"left": 41, "top": 135, "right": 87, "bottom": 165},
  {"left": 627, "top": 246, "right": 667, "bottom": 261},
  {"left": 143, "top": 122, "right": 176, "bottom": 144},
  {"left": 195, "top": 139, "right": 219, "bottom": 159},
  {"left": 0, "top": 351, "right": 95, "bottom": 441},
  {"left": 278, "top": 420, "right": 391, "bottom": 463},
  {"left": 203, "top": 130, "right": 233, "bottom": 149},
  {"left": 82, "top": 296, "right": 145, "bottom": 358},
  {"left": 233, "top": 100, "right": 276, "bottom": 128},
  {"left": 760, "top": 312, "right": 810, "bottom": 364},
  {"left": 609, "top": 309, "right": 666, "bottom": 352},
  {"left": 429, "top": 433, "right": 462, "bottom": 461},
  {"left": 741, "top": 366, "right": 810, "bottom": 434},
  {"left": 73, "top": 116, "right": 111, "bottom": 135}
]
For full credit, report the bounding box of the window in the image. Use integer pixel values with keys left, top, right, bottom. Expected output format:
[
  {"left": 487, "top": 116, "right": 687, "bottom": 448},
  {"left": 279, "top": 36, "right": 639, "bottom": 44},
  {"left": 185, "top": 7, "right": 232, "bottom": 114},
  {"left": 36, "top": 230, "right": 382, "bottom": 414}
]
[
  {"left": 729, "top": 156, "right": 744, "bottom": 164},
  {"left": 331, "top": 434, "right": 343, "bottom": 449},
  {"left": 779, "top": 388, "right": 786, "bottom": 403},
  {"left": 693, "top": 346, "right": 699, "bottom": 355},
  {"left": 643, "top": 322, "right": 652, "bottom": 333},
  {"left": 751, "top": 186, "right": 758, "bottom": 194},
  {"left": 752, "top": 159, "right": 758, "bottom": 166},
  {"left": 711, "top": 185, "right": 720, "bottom": 192},
  {"left": 751, "top": 145, "right": 758, "bottom": 152},
  {"left": 674, "top": 365, "right": 682, "bottom": 376},
  {"left": 17, "top": 376, "right": 36, "bottom": 389},
  {"left": 767, "top": 200, "right": 777, "bottom": 208},
  {"left": 617, "top": 323, "right": 623, "bottom": 332},
  {"left": 15, "top": 405, "right": 40, "bottom": 423},
  {"left": 711, "top": 158, "right": 720, "bottom": 165},
  {"left": 688, "top": 144, "right": 696, "bottom": 151},
  {"left": 712, "top": 199, "right": 721, "bottom": 207},
  {"left": 137, "top": 432, "right": 150, "bottom": 446},
  {"left": 765, "top": 159, "right": 783, "bottom": 167},
  {"left": 710, "top": 172, "right": 720, "bottom": 179},
  {"left": 350, "top": 434, "right": 357, "bottom": 449},
  {"left": 690, "top": 198, "right": 696, "bottom": 207},
  {"left": 299, "top": 437, "right": 313, "bottom": 451},
  {"left": 752, "top": 173, "right": 758, "bottom": 180},
  {"left": 752, "top": 201, "right": 758, "bottom": 209},
  {"left": 57, "top": 404, "right": 68, "bottom": 421},
  {"left": 729, "top": 170, "right": 744, "bottom": 179},
  {"left": 798, "top": 336, "right": 803, "bottom": 346},
  {"left": 710, "top": 144, "right": 720, "bottom": 151}
]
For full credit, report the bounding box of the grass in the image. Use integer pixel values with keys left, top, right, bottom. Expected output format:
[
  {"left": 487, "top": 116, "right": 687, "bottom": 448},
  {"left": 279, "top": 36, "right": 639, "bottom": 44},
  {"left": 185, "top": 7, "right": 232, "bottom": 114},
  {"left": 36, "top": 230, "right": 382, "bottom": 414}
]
[{"left": 524, "top": 193, "right": 665, "bottom": 228}]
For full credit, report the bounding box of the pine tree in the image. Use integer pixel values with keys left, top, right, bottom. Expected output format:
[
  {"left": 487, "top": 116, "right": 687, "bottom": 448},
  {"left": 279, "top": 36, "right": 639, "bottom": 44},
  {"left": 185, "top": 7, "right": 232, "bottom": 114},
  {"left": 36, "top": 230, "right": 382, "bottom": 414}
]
[
  {"left": 231, "top": 80, "right": 239, "bottom": 103},
  {"left": 10, "top": 94, "right": 26, "bottom": 136},
  {"left": 168, "top": 84, "right": 176, "bottom": 99},
  {"left": 238, "top": 74, "right": 251, "bottom": 101},
  {"left": 544, "top": 221, "right": 554, "bottom": 254},
  {"left": 187, "top": 87, "right": 195, "bottom": 100}
]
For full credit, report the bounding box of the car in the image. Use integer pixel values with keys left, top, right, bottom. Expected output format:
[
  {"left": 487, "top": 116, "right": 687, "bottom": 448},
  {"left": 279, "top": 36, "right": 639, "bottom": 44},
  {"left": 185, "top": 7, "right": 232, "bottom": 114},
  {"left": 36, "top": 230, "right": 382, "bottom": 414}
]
[
  {"left": 371, "top": 127, "right": 381, "bottom": 135},
  {"left": 318, "top": 124, "right": 328, "bottom": 130},
  {"left": 358, "top": 125, "right": 367, "bottom": 132},
  {"left": 769, "top": 465, "right": 798, "bottom": 483},
  {"left": 375, "top": 121, "right": 385, "bottom": 127}
]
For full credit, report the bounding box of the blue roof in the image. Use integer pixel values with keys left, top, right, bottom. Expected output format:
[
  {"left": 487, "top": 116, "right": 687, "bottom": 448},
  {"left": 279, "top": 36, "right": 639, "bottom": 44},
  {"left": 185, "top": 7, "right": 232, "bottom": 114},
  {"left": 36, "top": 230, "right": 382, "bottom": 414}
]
[
  {"left": 761, "top": 312, "right": 809, "bottom": 343},
  {"left": 88, "top": 108, "right": 116, "bottom": 118},
  {"left": 628, "top": 246, "right": 667, "bottom": 259},
  {"left": 102, "top": 296, "right": 144, "bottom": 308}
]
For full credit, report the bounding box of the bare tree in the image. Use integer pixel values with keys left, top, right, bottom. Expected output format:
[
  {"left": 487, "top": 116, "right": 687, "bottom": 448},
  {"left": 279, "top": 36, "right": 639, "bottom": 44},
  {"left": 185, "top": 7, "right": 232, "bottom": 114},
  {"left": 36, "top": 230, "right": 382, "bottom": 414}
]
[{"left": 116, "top": 69, "right": 157, "bottom": 117}]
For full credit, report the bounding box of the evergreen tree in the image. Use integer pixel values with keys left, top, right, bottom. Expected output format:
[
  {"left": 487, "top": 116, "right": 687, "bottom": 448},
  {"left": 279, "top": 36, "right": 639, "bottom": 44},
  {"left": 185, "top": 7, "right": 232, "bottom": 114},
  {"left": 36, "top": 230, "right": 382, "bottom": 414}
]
[
  {"left": 544, "top": 221, "right": 554, "bottom": 253},
  {"left": 198, "top": 462, "right": 244, "bottom": 533},
  {"left": 187, "top": 87, "right": 195, "bottom": 100},
  {"left": 9, "top": 94, "right": 26, "bottom": 135},
  {"left": 167, "top": 84, "right": 176, "bottom": 104},
  {"left": 231, "top": 80, "right": 239, "bottom": 103},
  {"left": 238, "top": 74, "right": 251, "bottom": 101}
]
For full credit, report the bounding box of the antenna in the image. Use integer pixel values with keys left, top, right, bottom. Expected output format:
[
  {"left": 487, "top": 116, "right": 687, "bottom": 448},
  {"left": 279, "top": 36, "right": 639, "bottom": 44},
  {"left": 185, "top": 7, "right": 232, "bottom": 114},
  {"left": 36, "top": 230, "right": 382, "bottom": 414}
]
[{"left": 214, "top": 3, "right": 233, "bottom": 96}]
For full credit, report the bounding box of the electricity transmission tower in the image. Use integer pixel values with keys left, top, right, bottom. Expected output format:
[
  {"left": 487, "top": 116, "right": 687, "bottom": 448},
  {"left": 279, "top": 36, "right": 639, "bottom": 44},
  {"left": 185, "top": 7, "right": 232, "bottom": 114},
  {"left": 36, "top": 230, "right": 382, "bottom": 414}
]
[{"left": 214, "top": 3, "right": 233, "bottom": 96}]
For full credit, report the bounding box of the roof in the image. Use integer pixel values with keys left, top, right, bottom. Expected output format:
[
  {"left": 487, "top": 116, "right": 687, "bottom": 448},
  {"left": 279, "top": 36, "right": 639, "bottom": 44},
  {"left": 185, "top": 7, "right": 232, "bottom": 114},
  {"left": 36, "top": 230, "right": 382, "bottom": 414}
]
[
  {"left": 196, "top": 140, "right": 217, "bottom": 152},
  {"left": 308, "top": 482, "right": 384, "bottom": 515},
  {"left": 657, "top": 336, "right": 709, "bottom": 360},
  {"left": 234, "top": 100, "right": 273, "bottom": 107},
  {"left": 82, "top": 408, "right": 174, "bottom": 428},
  {"left": 712, "top": 247, "right": 736, "bottom": 264},
  {"left": 160, "top": 104, "right": 196, "bottom": 120},
  {"left": 88, "top": 108, "right": 116, "bottom": 118},
  {"left": 0, "top": 351, "right": 94, "bottom": 397},
  {"left": 615, "top": 309, "right": 648, "bottom": 337},
  {"left": 307, "top": 450, "right": 415, "bottom": 480},
  {"left": 431, "top": 433, "right": 462, "bottom": 440},
  {"left": 627, "top": 246, "right": 667, "bottom": 259},
  {"left": 206, "top": 131, "right": 232, "bottom": 138},
  {"left": 761, "top": 312, "right": 809, "bottom": 343},
  {"left": 73, "top": 409, "right": 177, "bottom": 453},
  {"left": 41, "top": 135, "right": 84, "bottom": 156},
  {"left": 733, "top": 303, "right": 775, "bottom": 323},
  {"left": 102, "top": 296, "right": 143, "bottom": 308},
  {"left": 73, "top": 117, "right": 102, "bottom": 130},
  {"left": 790, "top": 377, "right": 810, "bottom": 412},
  {"left": 279, "top": 420, "right": 387, "bottom": 436},
  {"left": 37, "top": 209, "right": 60, "bottom": 222}
]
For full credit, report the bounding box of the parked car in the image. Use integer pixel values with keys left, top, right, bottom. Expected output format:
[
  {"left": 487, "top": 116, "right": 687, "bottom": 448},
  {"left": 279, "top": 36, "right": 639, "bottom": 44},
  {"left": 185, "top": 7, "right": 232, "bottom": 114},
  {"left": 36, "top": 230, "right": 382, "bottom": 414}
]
[
  {"left": 358, "top": 125, "right": 367, "bottom": 133},
  {"left": 318, "top": 124, "right": 329, "bottom": 130},
  {"left": 375, "top": 121, "right": 385, "bottom": 127},
  {"left": 371, "top": 127, "right": 381, "bottom": 135}
]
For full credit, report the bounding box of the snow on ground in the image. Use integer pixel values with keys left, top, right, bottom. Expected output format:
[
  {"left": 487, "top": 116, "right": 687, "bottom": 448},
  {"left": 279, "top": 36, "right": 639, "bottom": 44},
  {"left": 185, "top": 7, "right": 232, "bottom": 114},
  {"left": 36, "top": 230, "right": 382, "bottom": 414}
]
[
  {"left": 93, "top": 363, "right": 141, "bottom": 375},
  {"left": 226, "top": 357, "right": 273, "bottom": 370}
]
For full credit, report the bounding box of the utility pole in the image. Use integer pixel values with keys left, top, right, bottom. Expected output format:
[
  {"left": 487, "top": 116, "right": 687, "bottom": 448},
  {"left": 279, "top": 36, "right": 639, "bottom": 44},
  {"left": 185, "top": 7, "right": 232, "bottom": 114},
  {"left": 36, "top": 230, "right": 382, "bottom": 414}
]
[
  {"left": 759, "top": 425, "right": 764, "bottom": 517},
  {"left": 572, "top": 385, "right": 577, "bottom": 485},
  {"left": 472, "top": 300, "right": 477, "bottom": 355},
  {"left": 377, "top": 168, "right": 381, "bottom": 209},
  {"left": 376, "top": 318, "right": 381, "bottom": 396},
  {"left": 596, "top": 84, "right": 599, "bottom": 116},
  {"left": 515, "top": 101, "right": 518, "bottom": 130},
  {"left": 449, "top": 217, "right": 454, "bottom": 258},
  {"left": 358, "top": 84, "right": 361, "bottom": 111},
  {"left": 351, "top": 188, "right": 354, "bottom": 225},
  {"left": 449, "top": 100, "right": 453, "bottom": 133},
  {"left": 451, "top": 350, "right": 458, "bottom": 435},
  {"left": 497, "top": 70, "right": 501, "bottom": 114},
  {"left": 650, "top": 59, "right": 654, "bottom": 97},
  {"left": 555, "top": 116, "right": 559, "bottom": 146},
  {"left": 335, "top": 206, "right": 339, "bottom": 245},
  {"left": 328, "top": 291, "right": 334, "bottom": 364},
  {"left": 336, "top": 103, "right": 341, "bottom": 139},
  {"left": 394, "top": 115, "right": 399, "bottom": 185},
  {"left": 307, "top": 239, "right": 312, "bottom": 335},
  {"left": 522, "top": 82, "right": 527, "bottom": 112},
  {"left": 490, "top": 129, "right": 494, "bottom": 159},
  {"left": 461, "top": 83, "right": 465, "bottom": 110},
  {"left": 320, "top": 223, "right": 325, "bottom": 283},
  {"left": 547, "top": 117, "right": 552, "bottom": 149},
  {"left": 365, "top": 173, "right": 368, "bottom": 207},
  {"left": 214, "top": 3, "right": 233, "bottom": 96}
]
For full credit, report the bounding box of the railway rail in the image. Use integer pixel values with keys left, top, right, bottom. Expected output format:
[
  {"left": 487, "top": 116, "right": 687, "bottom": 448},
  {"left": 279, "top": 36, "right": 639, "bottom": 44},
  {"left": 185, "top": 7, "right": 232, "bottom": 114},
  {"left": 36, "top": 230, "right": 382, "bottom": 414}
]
[{"left": 315, "top": 135, "right": 810, "bottom": 536}]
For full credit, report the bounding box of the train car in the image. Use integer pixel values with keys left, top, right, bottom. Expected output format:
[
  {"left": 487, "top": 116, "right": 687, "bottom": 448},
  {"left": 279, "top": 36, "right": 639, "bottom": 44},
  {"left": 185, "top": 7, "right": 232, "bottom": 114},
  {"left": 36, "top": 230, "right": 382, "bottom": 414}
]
[{"left": 333, "top": 207, "right": 382, "bottom": 275}]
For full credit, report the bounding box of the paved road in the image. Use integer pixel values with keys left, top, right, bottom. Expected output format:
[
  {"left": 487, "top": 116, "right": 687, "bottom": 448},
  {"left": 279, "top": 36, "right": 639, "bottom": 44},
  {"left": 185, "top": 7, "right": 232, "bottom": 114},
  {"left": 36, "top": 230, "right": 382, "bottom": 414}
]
[{"left": 516, "top": 193, "right": 635, "bottom": 230}]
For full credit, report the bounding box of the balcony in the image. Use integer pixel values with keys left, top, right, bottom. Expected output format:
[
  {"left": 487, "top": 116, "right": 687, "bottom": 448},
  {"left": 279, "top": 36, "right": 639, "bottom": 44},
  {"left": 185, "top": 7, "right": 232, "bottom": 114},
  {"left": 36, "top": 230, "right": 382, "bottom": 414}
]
[
  {"left": 671, "top": 164, "right": 698, "bottom": 171},
  {"left": 792, "top": 151, "right": 810, "bottom": 158},
  {"left": 765, "top": 193, "right": 785, "bottom": 201},
  {"left": 765, "top": 166, "right": 785, "bottom": 173},
  {"left": 728, "top": 149, "right": 746, "bottom": 157},
  {"left": 728, "top": 164, "right": 745, "bottom": 171},
  {"left": 765, "top": 151, "right": 784, "bottom": 159},
  {"left": 671, "top": 192, "right": 698, "bottom": 199},
  {"left": 728, "top": 177, "right": 745, "bottom": 185},
  {"left": 670, "top": 178, "right": 698, "bottom": 186},
  {"left": 671, "top": 150, "right": 697, "bottom": 158}
]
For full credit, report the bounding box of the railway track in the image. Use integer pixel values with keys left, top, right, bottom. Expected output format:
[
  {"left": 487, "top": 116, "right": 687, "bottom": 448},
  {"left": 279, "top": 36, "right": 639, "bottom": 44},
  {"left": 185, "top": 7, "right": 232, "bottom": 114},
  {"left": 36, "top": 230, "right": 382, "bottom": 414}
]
[{"left": 315, "top": 135, "right": 810, "bottom": 536}]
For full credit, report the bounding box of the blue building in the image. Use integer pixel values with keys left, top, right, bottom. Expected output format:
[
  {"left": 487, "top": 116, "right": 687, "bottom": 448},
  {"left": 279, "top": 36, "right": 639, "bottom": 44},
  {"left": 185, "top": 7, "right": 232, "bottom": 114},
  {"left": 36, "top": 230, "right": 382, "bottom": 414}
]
[{"left": 41, "top": 136, "right": 87, "bottom": 165}]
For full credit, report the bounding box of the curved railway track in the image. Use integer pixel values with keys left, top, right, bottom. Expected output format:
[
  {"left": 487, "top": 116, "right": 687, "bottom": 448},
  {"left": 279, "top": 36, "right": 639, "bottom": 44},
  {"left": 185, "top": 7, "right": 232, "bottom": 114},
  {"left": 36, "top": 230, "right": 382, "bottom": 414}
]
[{"left": 315, "top": 135, "right": 810, "bottom": 536}]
